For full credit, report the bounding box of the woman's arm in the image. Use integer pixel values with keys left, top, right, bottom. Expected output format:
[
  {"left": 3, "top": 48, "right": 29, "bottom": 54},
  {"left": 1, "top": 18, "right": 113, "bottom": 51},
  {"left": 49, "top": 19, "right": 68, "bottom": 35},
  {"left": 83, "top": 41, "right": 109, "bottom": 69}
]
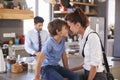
[
  {"left": 70, "top": 63, "right": 83, "bottom": 71},
  {"left": 88, "top": 66, "right": 98, "bottom": 80},
  {"left": 34, "top": 53, "right": 45, "bottom": 80}
]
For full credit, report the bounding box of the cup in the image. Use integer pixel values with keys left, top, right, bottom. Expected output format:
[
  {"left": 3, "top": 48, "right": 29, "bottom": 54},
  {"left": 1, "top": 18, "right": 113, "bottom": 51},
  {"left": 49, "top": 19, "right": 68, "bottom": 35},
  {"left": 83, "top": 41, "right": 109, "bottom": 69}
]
[{"left": 14, "top": 38, "right": 19, "bottom": 45}]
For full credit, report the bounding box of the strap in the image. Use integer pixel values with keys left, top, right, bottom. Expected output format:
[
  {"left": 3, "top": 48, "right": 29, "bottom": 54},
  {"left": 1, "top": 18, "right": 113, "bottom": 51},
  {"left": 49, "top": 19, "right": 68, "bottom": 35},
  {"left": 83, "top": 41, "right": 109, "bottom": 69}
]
[{"left": 82, "top": 32, "right": 110, "bottom": 73}]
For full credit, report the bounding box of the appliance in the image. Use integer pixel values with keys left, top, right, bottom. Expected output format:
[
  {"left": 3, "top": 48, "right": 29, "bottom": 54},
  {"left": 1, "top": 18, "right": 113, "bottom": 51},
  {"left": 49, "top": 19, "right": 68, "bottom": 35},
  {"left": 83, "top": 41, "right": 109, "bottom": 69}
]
[
  {"left": 2, "top": 44, "right": 9, "bottom": 58},
  {"left": 89, "top": 17, "right": 105, "bottom": 46}
]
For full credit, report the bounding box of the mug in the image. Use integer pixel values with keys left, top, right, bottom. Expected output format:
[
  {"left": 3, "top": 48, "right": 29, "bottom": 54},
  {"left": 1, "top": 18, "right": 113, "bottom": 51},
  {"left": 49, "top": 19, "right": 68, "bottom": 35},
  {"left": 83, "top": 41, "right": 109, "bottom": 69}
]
[{"left": 14, "top": 38, "right": 19, "bottom": 45}]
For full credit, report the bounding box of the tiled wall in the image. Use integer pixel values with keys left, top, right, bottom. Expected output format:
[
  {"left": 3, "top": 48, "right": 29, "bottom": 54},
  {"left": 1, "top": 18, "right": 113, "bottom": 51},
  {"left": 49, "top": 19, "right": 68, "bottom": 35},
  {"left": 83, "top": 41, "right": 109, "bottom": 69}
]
[{"left": 0, "top": 19, "right": 23, "bottom": 42}]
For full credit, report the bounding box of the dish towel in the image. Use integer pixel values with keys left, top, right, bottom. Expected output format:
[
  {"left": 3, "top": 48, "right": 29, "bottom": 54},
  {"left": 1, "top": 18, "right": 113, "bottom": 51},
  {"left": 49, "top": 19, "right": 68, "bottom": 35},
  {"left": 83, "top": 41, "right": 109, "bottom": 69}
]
[{"left": 0, "top": 48, "right": 6, "bottom": 73}]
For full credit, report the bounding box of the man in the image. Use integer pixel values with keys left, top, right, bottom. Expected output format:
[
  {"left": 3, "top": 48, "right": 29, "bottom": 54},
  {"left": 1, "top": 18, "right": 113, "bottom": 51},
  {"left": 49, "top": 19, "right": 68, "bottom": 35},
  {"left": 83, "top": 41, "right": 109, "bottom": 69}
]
[{"left": 25, "top": 16, "right": 49, "bottom": 57}]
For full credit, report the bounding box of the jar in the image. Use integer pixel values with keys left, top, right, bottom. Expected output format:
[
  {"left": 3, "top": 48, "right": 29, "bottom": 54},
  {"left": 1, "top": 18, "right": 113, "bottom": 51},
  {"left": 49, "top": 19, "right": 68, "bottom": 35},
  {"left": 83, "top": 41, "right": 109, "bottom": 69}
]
[
  {"left": 0, "top": 2, "right": 4, "bottom": 8},
  {"left": 4, "top": 1, "right": 14, "bottom": 9},
  {"left": 14, "top": 38, "right": 19, "bottom": 45},
  {"left": 9, "top": 39, "right": 13, "bottom": 45}
]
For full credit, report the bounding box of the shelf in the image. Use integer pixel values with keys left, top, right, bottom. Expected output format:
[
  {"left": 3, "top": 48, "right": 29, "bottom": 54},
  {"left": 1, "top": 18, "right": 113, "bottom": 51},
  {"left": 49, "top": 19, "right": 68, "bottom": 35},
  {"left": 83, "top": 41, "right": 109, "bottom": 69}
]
[
  {"left": 71, "top": 1, "right": 97, "bottom": 6},
  {"left": 85, "top": 12, "right": 97, "bottom": 16},
  {"left": 0, "top": 9, "right": 34, "bottom": 20},
  {"left": 54, "top": 11, "right": 71, "bottom": 14},
  {"left": 54, "top": 11, "right": 97, "bottom": 16}
]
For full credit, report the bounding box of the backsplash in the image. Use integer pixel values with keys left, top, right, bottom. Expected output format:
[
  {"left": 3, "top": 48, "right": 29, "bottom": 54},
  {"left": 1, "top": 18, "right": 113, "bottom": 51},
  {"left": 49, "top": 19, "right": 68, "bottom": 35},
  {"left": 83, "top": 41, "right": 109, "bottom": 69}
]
[{"left": 0, "top": 19, "right": 23, "bottom": 42}]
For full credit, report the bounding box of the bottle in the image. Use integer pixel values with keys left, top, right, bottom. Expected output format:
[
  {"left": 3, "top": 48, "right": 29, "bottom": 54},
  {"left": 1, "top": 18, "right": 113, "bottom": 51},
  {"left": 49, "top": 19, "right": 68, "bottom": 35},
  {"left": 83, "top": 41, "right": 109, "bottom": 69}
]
[
  {"left": 6, "top": 56, "right": 11, "bottom": 72},
  {"left": 17, "top": 2, "right": 22, "bottom": 10}
]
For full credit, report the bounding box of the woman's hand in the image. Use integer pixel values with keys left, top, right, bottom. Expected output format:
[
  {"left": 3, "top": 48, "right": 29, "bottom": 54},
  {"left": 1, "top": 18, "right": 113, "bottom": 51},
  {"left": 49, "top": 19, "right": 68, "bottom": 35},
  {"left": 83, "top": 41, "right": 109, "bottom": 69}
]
[{"left": 69, "top": 63, "right": 83, "bottom": 71}]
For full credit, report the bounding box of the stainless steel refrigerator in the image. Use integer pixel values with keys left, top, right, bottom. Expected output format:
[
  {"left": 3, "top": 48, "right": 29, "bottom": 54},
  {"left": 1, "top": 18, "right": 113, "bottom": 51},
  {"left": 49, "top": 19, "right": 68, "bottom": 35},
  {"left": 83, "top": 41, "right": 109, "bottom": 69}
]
[{"left": 89, "top": 17, "right": 105, "bottom": 46}]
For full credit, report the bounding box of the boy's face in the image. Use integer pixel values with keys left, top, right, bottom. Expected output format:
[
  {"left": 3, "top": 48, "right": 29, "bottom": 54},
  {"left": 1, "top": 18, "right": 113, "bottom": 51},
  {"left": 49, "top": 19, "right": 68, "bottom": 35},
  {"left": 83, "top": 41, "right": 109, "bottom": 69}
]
[
  {"left": 60, "top": 25, "right": 68, "bottom": 38},
  {"left": 35, "top": 22, "right": 43, "bottom": 31}
]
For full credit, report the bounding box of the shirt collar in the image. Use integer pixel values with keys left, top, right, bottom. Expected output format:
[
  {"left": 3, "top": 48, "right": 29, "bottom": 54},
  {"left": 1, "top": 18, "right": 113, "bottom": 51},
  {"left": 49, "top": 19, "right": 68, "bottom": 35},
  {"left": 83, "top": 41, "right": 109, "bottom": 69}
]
[
  {"left": 82, "top": 26, "right": 94, "bottom": 39},
  {"left": 33, "top": 28, "right": 42, "bottom": 33}
]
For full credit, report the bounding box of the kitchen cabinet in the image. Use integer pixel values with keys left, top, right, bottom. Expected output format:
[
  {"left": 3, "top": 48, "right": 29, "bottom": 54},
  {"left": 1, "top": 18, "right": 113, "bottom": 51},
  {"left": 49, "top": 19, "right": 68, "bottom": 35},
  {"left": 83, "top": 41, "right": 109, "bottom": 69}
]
[
  {"left": 54, "top": 1, "right": 98, "bottom": 18},
  {"left": 0, "top": 9, "right": 34, "bottom": 20}
]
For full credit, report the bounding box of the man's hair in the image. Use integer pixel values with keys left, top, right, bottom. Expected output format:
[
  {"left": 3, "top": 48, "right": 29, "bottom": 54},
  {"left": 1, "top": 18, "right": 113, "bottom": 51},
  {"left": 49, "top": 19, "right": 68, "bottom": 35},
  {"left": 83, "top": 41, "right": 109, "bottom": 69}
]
[
  {"left": 34, "top": 16, "right": 44, "bottom": 24},
  {"left": 48, "top": 19, "right": 67, "bottom": 37}
]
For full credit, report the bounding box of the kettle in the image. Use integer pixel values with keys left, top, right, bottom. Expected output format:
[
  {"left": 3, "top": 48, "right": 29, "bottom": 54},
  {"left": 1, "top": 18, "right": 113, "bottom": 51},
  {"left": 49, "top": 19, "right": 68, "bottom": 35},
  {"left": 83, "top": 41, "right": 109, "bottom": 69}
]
[{"left": 0, "top": 47, "right": 6, "bottom": 73}]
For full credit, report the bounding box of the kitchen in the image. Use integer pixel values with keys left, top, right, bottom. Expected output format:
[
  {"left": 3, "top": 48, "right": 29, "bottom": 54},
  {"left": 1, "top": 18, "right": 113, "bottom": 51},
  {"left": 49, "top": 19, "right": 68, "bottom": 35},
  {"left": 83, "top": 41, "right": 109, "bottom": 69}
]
[{"left": 0, "top": 0, "right": 120, "bottom": 80}]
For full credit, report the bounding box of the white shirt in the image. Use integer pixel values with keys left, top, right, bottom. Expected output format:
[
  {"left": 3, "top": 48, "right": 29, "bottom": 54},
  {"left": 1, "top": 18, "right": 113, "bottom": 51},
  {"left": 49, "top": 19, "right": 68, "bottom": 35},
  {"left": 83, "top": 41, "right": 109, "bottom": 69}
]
[
  {"left": 24, "top": 28, "right": 49, "bottom": 55},
  {"left": 79, "top": 27, "right": 104, "bottom": 72}
]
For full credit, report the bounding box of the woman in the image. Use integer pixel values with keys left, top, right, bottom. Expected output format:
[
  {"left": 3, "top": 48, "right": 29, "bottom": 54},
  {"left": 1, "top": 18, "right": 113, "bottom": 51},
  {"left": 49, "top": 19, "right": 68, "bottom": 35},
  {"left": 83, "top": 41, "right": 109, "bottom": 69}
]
[{"left": 65, "top": 8, "right": 107, "bottom": 80}]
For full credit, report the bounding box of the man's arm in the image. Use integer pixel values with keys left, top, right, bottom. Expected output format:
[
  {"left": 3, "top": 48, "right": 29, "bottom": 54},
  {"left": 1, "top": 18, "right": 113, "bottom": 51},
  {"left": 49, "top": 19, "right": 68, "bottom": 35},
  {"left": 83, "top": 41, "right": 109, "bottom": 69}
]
[
  {"left": 34, "top": 53, "right": 45, "bottom": 80},
  {"left": 62, "top": 51, "right": 69, "bottom": 69},
  {"left": 24, "top": 34, "right": 36, "bottom": 55}
]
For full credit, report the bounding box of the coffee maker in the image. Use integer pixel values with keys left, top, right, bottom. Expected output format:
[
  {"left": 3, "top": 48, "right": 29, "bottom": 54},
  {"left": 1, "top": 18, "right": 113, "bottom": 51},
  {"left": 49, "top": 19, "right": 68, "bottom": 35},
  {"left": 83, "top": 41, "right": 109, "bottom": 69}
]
[{"left": 2, "top": 44, "right": 9, "bottom": 58}]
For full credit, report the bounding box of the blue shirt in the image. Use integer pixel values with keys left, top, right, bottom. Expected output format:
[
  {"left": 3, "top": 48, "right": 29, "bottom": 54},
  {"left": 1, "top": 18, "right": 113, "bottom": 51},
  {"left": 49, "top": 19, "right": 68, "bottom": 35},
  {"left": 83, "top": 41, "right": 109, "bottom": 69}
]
[
  {"left": 24, "top": 28, "right": 49, "bottom": 55},
  {"left": 41, "top": 37, "right": 66, "bottom": 66}
]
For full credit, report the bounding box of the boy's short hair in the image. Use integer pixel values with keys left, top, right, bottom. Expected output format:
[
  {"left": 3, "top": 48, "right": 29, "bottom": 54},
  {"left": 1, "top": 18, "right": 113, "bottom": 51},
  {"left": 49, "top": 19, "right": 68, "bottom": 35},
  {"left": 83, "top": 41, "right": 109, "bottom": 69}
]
[
  {"left": 34, "top": 16, "right": 44, "bottom": 24},
  {"left": 48, "top": 19, "right": 67, "bottom": 37}
]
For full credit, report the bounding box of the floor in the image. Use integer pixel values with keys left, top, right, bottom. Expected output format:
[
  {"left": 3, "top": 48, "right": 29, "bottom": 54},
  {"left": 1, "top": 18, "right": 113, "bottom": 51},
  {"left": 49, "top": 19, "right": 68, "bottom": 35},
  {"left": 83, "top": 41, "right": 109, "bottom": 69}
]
[{"left": 0, "top": 54, "right": 120, "bottom": 80}]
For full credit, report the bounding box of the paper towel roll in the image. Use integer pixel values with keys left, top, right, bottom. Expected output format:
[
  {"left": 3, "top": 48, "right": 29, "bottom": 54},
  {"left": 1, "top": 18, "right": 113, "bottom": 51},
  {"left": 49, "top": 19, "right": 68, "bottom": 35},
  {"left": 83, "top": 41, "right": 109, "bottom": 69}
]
[{"left": 0, "top": 48, "right": 6, "bottom": 73}]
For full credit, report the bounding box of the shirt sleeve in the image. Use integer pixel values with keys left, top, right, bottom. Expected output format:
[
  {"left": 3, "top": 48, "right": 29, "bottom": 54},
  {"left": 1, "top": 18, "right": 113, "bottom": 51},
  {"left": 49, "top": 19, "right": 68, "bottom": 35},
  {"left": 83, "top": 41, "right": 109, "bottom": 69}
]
[
  {"left": 88, "top": 34, "right": 103, "bottom": 66},
  {"left": 41, "top": 42, "right": 52, "bottom": 55},
  {"left": 24, "top": 33, "right": 36, "bottom": 55},
  {"left": 63, "top": 38, "right": 66, "bottom": 52}
]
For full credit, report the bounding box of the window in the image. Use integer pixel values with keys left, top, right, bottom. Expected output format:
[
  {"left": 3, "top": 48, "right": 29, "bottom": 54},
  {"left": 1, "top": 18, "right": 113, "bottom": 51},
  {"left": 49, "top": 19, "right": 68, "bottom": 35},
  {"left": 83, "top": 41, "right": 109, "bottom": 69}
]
[
  {"left": 108, "top": 0, "right": 115, "bottom": 29},
  {"left": 107, "top": 0, "right": 115, "bottom": 38},
  {"left": 23, "top": 0, "right": 50, "bottom": 34}
]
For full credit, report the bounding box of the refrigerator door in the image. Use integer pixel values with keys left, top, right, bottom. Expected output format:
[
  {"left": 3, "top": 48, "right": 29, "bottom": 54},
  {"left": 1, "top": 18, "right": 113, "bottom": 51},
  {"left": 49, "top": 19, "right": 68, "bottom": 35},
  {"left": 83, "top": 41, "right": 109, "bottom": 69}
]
[{"left": 89, "top": 17, "right": 105, "bottom": 46}]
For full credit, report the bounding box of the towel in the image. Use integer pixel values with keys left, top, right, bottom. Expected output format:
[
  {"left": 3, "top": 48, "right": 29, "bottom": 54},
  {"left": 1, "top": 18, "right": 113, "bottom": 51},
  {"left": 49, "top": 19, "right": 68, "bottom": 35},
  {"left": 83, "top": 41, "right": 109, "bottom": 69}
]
[{"left": 0, "top": 48, "right": 6, "bottom": 72}]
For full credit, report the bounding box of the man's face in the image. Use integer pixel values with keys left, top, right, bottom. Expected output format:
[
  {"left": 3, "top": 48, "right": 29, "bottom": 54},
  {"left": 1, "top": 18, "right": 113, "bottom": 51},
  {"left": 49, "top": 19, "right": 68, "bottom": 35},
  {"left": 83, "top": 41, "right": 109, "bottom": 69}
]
[{"left": 35, "top": 23, "right": 43, "bottom": 31}]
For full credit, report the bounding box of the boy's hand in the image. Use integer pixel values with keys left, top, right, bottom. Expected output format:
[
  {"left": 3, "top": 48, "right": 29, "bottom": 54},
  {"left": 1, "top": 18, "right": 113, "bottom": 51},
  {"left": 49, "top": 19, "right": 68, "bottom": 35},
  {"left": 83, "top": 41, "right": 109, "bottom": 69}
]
[{"left": 34, "top": 75, "right": 41, "bottom": 80}]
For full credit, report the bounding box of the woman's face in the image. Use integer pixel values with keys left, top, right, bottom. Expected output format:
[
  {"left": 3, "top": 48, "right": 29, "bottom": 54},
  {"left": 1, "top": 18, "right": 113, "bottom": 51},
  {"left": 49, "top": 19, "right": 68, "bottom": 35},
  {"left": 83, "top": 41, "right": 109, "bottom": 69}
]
[{"left": 66, "top": 21, "right": 80, "bottom": 35}]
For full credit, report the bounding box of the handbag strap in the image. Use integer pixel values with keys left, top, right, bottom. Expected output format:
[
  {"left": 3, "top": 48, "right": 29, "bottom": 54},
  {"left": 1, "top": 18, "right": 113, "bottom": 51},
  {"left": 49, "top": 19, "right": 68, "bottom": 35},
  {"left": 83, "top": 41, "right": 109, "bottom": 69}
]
[{"left": 82, "top": 32, "right": 110, "bottom": 73}]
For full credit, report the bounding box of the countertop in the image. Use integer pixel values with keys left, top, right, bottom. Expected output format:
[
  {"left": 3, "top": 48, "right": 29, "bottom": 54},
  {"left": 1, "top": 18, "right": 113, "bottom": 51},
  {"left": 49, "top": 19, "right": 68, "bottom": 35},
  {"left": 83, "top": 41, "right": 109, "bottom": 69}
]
[{"left": 0, "top": 56, "right": 120, "bottom": 80}]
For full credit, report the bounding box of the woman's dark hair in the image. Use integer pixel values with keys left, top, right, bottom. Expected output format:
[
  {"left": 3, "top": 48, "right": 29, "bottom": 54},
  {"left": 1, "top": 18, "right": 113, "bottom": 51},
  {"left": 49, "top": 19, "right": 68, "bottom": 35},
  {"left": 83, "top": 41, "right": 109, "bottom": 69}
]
[
  {"left": 65, "top": 8, "right": 89, "bottom": 29},
  {"left": 48, "top": 19, "right": 67, "bottom": 37},
  {"left": 34, "top": 16, "right": 44, "bottom": 24}
]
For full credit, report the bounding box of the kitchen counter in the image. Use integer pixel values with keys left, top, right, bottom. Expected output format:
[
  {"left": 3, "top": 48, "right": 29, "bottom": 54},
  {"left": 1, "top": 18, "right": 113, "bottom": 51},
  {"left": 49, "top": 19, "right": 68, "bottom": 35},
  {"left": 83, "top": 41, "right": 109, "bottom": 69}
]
[
  {"left": 0, "top": 71, "right": 35, "bottom": 80},
  {"left": 0, "top": 56, "right": 120, "bottom": 80}
]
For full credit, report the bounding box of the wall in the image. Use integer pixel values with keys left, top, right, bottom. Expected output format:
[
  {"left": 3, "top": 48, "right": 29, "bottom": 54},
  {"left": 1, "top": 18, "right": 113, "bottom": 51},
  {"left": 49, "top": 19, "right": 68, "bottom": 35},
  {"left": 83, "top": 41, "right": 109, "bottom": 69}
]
[
  {"left": 0, "top": 19, "right": 23, "bottom": 42},
  {"left": 113, "top": 0, "right": 120, "bottom": 57}
]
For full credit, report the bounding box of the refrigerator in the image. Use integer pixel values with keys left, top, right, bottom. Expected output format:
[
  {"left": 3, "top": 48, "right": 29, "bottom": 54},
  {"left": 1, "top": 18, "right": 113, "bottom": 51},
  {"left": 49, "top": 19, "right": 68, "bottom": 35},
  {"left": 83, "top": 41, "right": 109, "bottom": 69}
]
[{"left": 89, "top": 17, "right": 105, "bottom": 46}]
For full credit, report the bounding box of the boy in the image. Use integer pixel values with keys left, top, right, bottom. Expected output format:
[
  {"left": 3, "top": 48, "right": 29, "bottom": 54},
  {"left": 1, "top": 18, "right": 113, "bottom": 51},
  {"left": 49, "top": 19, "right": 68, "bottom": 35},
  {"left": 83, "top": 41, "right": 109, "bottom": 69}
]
[{"left": 34, "top": 19, "right": 79, "bottom": 80}]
